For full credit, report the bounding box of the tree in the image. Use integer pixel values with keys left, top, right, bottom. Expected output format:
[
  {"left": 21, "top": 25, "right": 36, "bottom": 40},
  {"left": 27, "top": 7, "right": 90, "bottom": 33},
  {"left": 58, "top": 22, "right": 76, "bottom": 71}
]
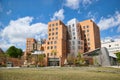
[
  {"left": 51, "top": 50, "right": 57, "bottom": 66},
  {"left": 6, "top": 46, "right": 23, "bottom": 58},
  {"left": 116, "top": 52, "right": 120, "bottom": 66},
  {"left": 67, "top": 53, "right": 75, "bottom": 66},
  {"left": 37, "top": 54, "right": 45, "bottom": 67},
  {"left": 76, "top": 52, "right": 85, "bottom": 66}
]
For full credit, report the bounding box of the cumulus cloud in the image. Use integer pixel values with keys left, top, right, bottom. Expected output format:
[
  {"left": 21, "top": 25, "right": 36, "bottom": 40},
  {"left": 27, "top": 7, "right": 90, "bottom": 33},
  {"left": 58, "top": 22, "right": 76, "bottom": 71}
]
[
  {"left": 64, "top": 0, "right": 97, "bottom": 9},
  {"left": 51, "top": 9, "right": 64, "bottom": 21},
  {"left": 6, "top": 10, "right": 12, "bottom": 15},
  {"left": 98, "top": 11, "right": 120, "bottom": 31},
  {"left": 65, "top": 0, "right": 80, "bottom": 9},
  {"left": 0, "top": 16, "right": 47, "bottom": 50}
]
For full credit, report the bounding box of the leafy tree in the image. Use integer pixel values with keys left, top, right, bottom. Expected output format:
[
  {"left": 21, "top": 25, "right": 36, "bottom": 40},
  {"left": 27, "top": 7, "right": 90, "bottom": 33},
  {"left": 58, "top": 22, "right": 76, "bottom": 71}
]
[
  {"left": 67, "top": 53, "right": 75, "bottom": 66},
  {"left": 51, "top": 50, "right": 57, "bottom": 66},
  {"left": 75, "top": 52, "right": 85, "bottom": 66},
  {"left": 116, "top": 52, "right": 120, "bottom": 66},
  {"left": 6, "top": 46, "right": 23, "bottom": 58},
  {"left": 37, "top": 54, "right": 45, "bottom": 67}
]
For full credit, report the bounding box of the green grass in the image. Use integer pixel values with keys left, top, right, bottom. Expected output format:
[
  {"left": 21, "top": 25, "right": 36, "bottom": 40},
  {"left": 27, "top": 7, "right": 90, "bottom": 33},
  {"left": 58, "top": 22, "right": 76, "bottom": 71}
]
[{"left": 0, "top": 67, "right": 120, "bottom": 80}]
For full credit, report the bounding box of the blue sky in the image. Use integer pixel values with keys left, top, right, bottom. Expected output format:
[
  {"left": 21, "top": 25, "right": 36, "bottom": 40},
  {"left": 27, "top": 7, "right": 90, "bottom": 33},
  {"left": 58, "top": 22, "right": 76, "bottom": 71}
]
[{"left": 0, "top": 0, "right": 120, "bottom": 51}]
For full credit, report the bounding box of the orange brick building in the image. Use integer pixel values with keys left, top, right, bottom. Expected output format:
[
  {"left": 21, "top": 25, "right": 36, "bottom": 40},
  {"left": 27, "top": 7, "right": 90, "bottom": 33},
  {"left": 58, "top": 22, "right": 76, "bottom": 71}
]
[
  {"left": 79, "top": 20, "right": 101, "bottom": 52},
  {"left": 45, "top": 20, "right": 67, "bottom": 66}
]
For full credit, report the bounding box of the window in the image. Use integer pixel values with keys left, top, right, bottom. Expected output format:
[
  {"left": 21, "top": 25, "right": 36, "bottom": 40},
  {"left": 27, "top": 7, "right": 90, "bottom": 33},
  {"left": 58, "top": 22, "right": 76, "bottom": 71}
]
[
  {"left": 73, "top": 32, "right": 75, "bottom": 35},
  {"left": 51, "top": 46, "right": 53, "bottom": 49},
  {"left": 49, "top": 29, "right": 51, "bottom": 31},
  {"left": 52, "top": 28, "right": 54, "bottom": 31},
  {"left": 49, "top": 38, "right": 51, "bottom": 40},
  {"left": 47, "top": 46, "right": 49, "bottom": 49},
  {"left": 52, "top": 37, "right": 54, "bottom": 40},
  {"left": 87, "top": 34, "right": 89, "bottom": 36},
  {"left": 84, "top": 35, "right": 86, "bottom": 37},
  {"left": 87, "top": 30, "right": 89, "bottom": 32},
  {"left": 78, "top": 46, "right": 80, "bottom": 49},
  {"left": 54, "top": 41, "right": 57, "bottom": 44},
  {"left": 72, "top": 46, "right": 75, "bottom": 49},
  {"left": 72, "top": 41, "right": 75, "bottom": 45},
  {"left": 78, "top": 41, "right": 80, "bottom": 44},
  {"left": 87, "top": 25, "right": 89, "bottom": 28},
  {"left": 47, "top": 42, "right": 49, "bottom": 44},
  {"left": 83, "top": 26, "right": 85, "bottom": 29},
  {"left": 69, "top": 25, "right": 71, "bottom": 27},
  {"left": 109, "top": 45, "right": 111, "bottom": 47},
  {"left": 51, "top": 41, "right": 53, "bottom": 44},
  {"left": 54, "top": 46, "right": 57, "bottom": 49},
  {"left": 72, "top": 24, "right": 74, "bottom": 27},
  {"left": 72, "top": 29, "right": 75, "bottom": 31},
  {"left": 56, "top": 37, "right": 58, "bottom": 39},
  {"left": 81, "top": 47, "right": 83, "bottom": 50},
  {"left": 56, "top": 28, "right": 58, "bottom": 30},
  {"left": 49, "top": 33, "right": 51, "bottom": 36},
  {"left": 49, "top": 24, "right": 51, "bottom": 27},
  {"left": 52, "top": 33, "right": 54, "bottom": 35},
  {"left": 56, "top": 32, "right": 58, "bottom": 35},
  {"left": 51, "top": 53, "right": 53, "bottom": 56},
  {"left": 88, "top": 43, "right": 90, "bottom": 45},
  {"left": 88, "top": 38, "right": 90, "bottom": 41},
  {"left": 56, "top": 23, "right": 58, "bottom": 26},
  {"left": 47, "top": 53, "right": 49, "bottom": 56},
  {"left": 52, "top": 24, "right": 54, "bottom": 26},
  {"left": 74, "top": 37, "right": 76, "bottom": 39}
]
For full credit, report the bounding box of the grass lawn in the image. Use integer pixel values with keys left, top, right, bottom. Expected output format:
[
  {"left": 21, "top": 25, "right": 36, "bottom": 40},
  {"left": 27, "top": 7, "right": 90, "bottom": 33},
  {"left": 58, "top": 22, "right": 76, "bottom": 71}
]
[{"left": 0, "top": 67, "right": 120, "bottom": 80}]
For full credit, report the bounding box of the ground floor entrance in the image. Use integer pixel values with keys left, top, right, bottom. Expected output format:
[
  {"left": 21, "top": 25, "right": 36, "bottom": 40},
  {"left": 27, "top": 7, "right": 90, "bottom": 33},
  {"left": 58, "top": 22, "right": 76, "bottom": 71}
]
[{"left": 48, "top": 58, "right": 60, "bottom": 66}]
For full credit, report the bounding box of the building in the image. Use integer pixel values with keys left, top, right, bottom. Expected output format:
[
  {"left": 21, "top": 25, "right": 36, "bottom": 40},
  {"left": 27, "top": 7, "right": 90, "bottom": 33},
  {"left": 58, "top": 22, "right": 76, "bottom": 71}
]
[
  {"left": 83, "top": 47, "right": 115, "bottom": 66},
  {"left": 67, "top": 18, "right": 84, "bottom": 57},
  {"left": 45, "top": 20, "right": 67, "bottom": 66},
  {"left": 25, "top": 18, "right": 101, "bottom": 66},
  {"left": 26, "top": 38, "right": 37, "bottom": 55},
  {"left": 79, "top": 20, "right": 101, "bottom": 52},
  {"left": 101, "top": 39, "right": 120, "bottom": 54}
]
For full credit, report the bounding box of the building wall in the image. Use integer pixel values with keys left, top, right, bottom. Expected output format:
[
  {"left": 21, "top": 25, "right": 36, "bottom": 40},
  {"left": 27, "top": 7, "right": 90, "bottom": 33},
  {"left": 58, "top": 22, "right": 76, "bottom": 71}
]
[
  {"left": 45, "top": 20, "right": 67, "bottom": 66},
  {"left": 67, "top": 18, "right": 84, "bottom": 57},
  {"left": 79, "top": 20, "right": 101, "bottom": 52},
  {"left": 26, "top": 38, "right": 37, "bottom": 54}
]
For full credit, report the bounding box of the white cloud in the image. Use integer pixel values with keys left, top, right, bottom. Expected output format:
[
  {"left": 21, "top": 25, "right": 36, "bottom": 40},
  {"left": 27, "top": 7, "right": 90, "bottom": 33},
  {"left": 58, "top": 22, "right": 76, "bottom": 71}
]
[
  {"left": 65, "top": 0, "right": 80, "bottom": 9},
  {"left": 64, "top": 0, "right": 97, "bottom": 9},
  {"left": 82, "top": 0, "right": 92, "bottom": 6},
  {"left": 87, "top": 11, "right": 97, "bottom": 21},
  {"left": 98, "top": 11, "right": 120, "bottom": 31},
  {"left": 51, "top": 9, "right": 64, "bottom": 21},
  {"left": 0, "top": 16, "right": 47, "bottom": 50},
  {"left": 6, "top": 10, "right": 12, "bottom": 15},
  {"left": 101, "top": 35, "right": 120, "bottom": 42}
]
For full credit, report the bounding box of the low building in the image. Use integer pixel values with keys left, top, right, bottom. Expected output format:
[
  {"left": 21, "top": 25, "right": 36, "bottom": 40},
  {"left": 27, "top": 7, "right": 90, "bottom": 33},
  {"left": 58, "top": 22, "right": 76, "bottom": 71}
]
[
  {"left": 101, "top": 39, "right": 120, "bottom": 54},
  {"left": 83, "top": 47, "right": 117, "bottom": 66}
]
